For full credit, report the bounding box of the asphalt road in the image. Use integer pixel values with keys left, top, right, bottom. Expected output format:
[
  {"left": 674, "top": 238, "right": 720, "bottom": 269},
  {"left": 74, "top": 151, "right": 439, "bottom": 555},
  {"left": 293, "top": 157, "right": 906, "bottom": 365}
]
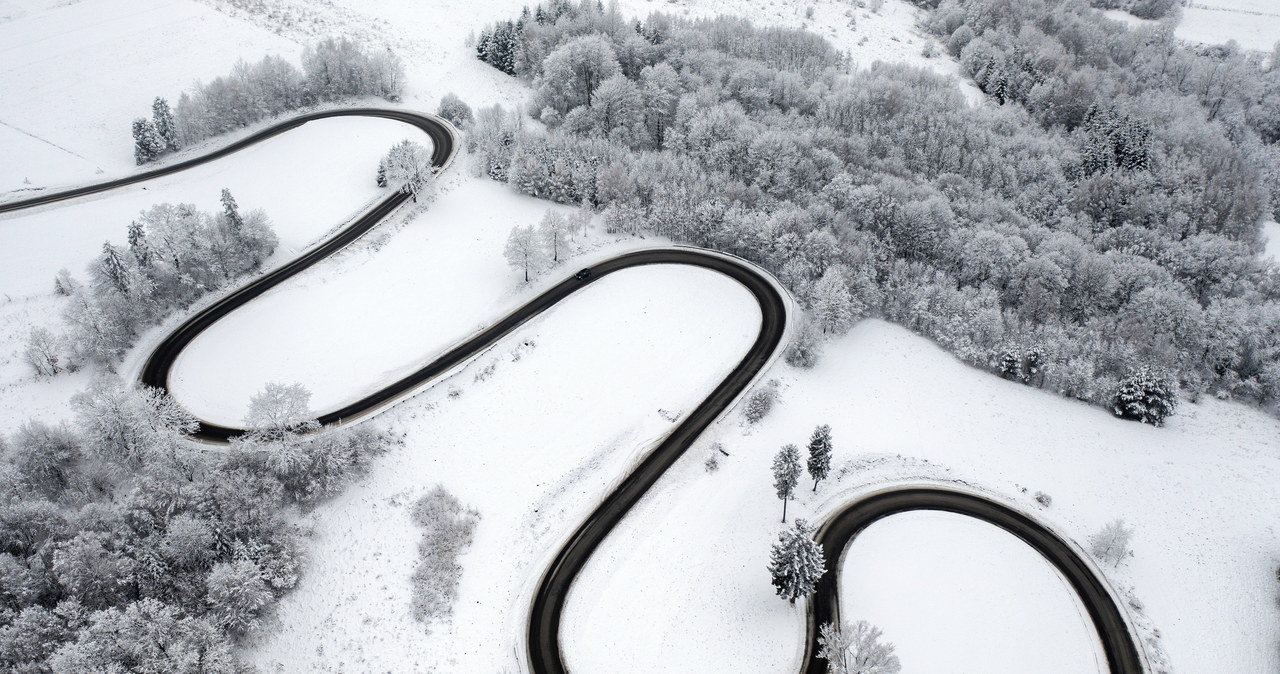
[
  {"left": 804, "top": 488, "right": 1145, "bottom": 674},
  {"left": 2, "top": 109, "right": 1143, "bottom": 674}
]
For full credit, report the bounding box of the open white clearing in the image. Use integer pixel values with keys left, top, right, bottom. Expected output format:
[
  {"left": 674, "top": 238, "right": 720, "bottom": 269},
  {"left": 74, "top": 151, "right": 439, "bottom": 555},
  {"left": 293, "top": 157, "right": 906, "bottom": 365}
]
[
  {"left": 841, "top": 510, "right": 1104, "bottom": 674},
  {"left": 1176, "top": 0, "right": 1280, "bottom": 51}
]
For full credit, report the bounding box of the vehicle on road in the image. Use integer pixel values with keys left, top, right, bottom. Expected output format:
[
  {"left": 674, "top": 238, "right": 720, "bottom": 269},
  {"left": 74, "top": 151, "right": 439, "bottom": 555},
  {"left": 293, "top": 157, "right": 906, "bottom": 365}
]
[{"left": 575, "top": 268, "right": 591, "bottom": 280}]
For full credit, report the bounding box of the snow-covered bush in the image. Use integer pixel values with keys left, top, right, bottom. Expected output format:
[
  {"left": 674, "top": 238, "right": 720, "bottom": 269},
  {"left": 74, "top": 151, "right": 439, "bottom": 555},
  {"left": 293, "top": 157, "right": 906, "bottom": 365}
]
[
  {"left": 1112, "top": 367, "right": 1178, "bottom": 427},
  {"left": 744, "top": 380, "right": 780, "bottom": 425},
  {"left": 378, "top": 139, "right": 436, "bottom": 202},
  {"left": 410, "top": 486, "right": 480, "bottom": 631},
  {"left": 23, "top": 327, "right": 63, "bottom": 377},
  {"left": 438, "top": 92, "right": 474, "bottom": 128},
  {"left": 1034, "top": 491, "right": 1052, "bottom": 507},
  {"left": 785, "top": 318, "right": 823, "bottom": 369}
]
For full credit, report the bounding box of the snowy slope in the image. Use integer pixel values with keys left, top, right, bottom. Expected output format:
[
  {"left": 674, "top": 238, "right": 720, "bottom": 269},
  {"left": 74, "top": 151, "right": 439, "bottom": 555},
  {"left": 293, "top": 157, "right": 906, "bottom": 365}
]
[
  {"left": 0, "top": 0, "right": 302, "bottom": 193},
  {"left": 1177, "top": 0, "right": 1280, "bottom": 51}
]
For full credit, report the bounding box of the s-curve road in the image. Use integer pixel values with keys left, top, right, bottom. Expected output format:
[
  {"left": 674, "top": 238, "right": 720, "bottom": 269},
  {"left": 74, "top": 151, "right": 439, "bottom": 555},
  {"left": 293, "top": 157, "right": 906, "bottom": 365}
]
[
  {"left": 804, "top": 488, "right": 1145, "bottom": 674},
  {"left": 1, "top": 108, "right": 1142, "bottom": 674}
]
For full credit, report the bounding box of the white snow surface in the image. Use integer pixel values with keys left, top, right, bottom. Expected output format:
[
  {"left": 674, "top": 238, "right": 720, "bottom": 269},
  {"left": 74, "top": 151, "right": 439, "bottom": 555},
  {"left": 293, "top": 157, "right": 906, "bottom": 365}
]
[
  {"left": 243, "top": 252, "right": 762, "bottom": 674},
  {"left": 0, "top": 0, "right": 301, "bottom": 193},
  {"left": 167, "top": 177, "right": 567, "bottom": 426},
  {"left": 1177, "top": 0, "right": 1280, "bottom": 51},
  {"left": 841, "top": 511, "right": 1104, "bottom": 674}
]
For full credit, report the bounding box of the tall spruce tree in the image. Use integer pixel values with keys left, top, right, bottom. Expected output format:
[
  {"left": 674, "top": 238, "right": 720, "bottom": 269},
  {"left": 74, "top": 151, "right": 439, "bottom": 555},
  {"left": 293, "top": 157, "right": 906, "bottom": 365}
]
[
  {"left": 772, "top": 443, "right": 801, "bottom": 523},
  {"left": 768, "top": 518, "right": 825, "bottom": 605},
  {"left": 806, "top": 424, "right": 832, "bottom": 492},
  {"left": 131, "top": 118, "right": 164, "bottom": 165},
  {"left": 151, "top": 97, "right": 180, "bottom": 152},
  {"left": 220, "top": 188, "right": 244, "bottom": 234}
]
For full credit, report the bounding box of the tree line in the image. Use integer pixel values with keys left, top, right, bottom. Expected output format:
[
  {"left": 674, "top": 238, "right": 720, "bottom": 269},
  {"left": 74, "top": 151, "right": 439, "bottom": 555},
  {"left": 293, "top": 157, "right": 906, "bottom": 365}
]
[
  {"left": 133, "top": 37, "right": 405, "bottom": 165},
  {"left": 466, "top": 0, "right": 1280, "bottom": 423}
]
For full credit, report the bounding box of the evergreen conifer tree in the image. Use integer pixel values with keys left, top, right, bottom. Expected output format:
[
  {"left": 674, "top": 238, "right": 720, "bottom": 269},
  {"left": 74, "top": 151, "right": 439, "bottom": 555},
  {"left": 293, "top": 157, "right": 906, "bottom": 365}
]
[
  {"left": 768, "top": 518, "right": 825, "bottom": 604},
  {"left": 131, "top": 118, "right": 164, "bottom": 165},
  {"left": 806, "top": 424, "right": 832, "bottom": 492},
  {"left": 151, "top": 97, "right": 180, "bottom": 152},
  {"left": 772, "top": 443, "right": 801, "bottom": 523}
]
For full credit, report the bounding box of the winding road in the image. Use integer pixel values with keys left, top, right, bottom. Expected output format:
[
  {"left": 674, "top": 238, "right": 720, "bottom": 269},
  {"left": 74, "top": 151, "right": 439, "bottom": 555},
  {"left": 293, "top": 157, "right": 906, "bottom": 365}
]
[{"left": 0, "top": 109, "right": 1144, "bottom": 674}]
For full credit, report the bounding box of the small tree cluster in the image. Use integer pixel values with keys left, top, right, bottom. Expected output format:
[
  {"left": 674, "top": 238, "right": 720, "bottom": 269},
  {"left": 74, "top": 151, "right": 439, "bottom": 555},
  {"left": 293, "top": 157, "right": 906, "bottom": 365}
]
[
  {"left": 437, "top": 92, "right": 474, "bottom": 128},
  {"left": 501, "top": 208, "right": 588, "bottom": 282},
  {"left": 55, "top": 194, "right": 276, "bottom": 368},
  {"left": 409, "top": 486, "right": 480, "bottom": 630},
  {"left": 377, "top": 140, "right": 436, "bottom": 202},
  {"left": 768, "top": 518, "right": 825, "bottom": 604}
]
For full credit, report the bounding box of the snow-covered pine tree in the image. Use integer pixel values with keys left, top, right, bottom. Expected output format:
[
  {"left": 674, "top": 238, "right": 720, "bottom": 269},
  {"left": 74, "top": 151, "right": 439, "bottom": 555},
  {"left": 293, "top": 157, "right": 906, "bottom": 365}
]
[
  {"left": 220, "top": 188, "right": 244, "bottom": 234},
  {"left": 768, "top": 518, "right": 825, "bottom": 604},
  {"left": 131, "top": 118, "right": 164, "bottom": 165},
  {"left": 772, "top": 443, "right": 801, "bottom": 523},
  {"left": 806, "top": 424, "right": 832, "bottom": 492},
  {"left": 818, "top": 620, "right": 902, "bottom": 674},
  {"left": 151, "top": 97, "right": 180, "bottom": 152},
  {"left": 1112, "top": 366, "right": 1177, "bottom": 426}
]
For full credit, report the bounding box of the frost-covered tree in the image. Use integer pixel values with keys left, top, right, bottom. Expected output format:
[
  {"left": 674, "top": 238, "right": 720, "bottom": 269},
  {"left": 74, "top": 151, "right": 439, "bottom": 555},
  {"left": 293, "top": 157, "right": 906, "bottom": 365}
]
[
  {"left": 205, "top": 560, "right": 272, "bottom": 635},
  {"left": 772, "top": 443, "right": 802, "bottom": 523},
  {"left": 244, "top": 382, "right": 319, "bottom": 442},
  {"left": 1089, "top": 519, "right": 1134, "bottom": 568},
  {"left": 818, "top": 620, "right": 902, "bottom": 674},
  {"left": 768, "top": 518, "right": 825, "bottom": 604},
  {"left": 1111, "top": 366, "right": 1178, "bottom": 426},
  {"left": 24, "top": 327, "right": 63, "bottom": 377},
  {"left": 48, "top": 598, "right": 235, "bottom": 673},
  {"left": 151, "top": 97, "right": 180, "bottom": 152},
  {"left": 503, "top": 224, "right": 549, "bottom": 282},
  {"left": 534, "top": 34, "right": 620, "bottom": 116},
  {"left": 588, "top": 73, "right": 642, "bottom": 143},
  {"left": 811, "top": 266, "right": 855, "bottom": 335},
  {"left": 538, "top": 210, "right": 573, "bottom": 262},
  {"left": 438, "top": 92, "right": 474, "bottom": 128},
  {"left": 784, "top": 318, "right": 823, "bottom": 369},
  {"left": 381, "top": 140, "right": 436, "bottom": 202},
  {"left": 806, "top": 424, "right": 833, "bottom": 492},
  {"left": 71, "top": 378, "right": 198, "bottom": 470},
  {"left": 131, "top": 118, "right": 164, "bottom": 165}
]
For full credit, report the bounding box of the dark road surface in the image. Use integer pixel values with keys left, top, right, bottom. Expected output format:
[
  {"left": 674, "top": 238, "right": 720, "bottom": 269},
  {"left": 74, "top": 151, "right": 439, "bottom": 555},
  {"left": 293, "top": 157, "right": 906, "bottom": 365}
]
[{"left": 2, "top": 109, "right": 1143, "bottom": 674}]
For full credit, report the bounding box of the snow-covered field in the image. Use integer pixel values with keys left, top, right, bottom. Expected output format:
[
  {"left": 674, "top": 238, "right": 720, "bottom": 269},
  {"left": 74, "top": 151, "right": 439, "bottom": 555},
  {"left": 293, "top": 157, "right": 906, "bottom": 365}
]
[
  {"left": 0, "top": 0, "right": 300, "bottom": 193},
  {"left": 243, "top": 262, "right": 762, "bottom": 674},
  {"left": 1177, "top": 0, "right": 1280, "bottom": 51},
  {"left": 842, "top": 511, "right": 1104, "bottom": 674}
]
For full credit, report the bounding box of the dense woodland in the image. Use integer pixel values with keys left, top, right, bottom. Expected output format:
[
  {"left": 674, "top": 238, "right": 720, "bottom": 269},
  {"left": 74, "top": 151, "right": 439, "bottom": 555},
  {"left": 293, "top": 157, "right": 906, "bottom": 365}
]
[{"left": 468, "top": 0, "right": 1280, "bottom": 420}]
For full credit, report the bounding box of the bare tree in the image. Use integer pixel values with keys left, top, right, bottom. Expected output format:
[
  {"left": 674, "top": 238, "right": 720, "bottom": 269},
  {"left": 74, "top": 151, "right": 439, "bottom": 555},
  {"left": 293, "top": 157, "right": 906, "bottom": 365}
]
[
  {"left": 1089, "top": 519, "right": 1134, "bottom": 567},
  {"left": 818, "top": 620, "right": 902, "bottom": 674}
]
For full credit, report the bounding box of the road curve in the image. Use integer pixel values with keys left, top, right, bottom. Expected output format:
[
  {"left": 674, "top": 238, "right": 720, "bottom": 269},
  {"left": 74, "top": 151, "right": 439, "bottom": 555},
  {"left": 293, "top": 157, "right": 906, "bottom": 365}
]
[
  {"left": 1, "top": 109, "right": 1142, "bottom": 674},
  {"left": 803, "top": 488, "right": 1145, "bottom": 674}
]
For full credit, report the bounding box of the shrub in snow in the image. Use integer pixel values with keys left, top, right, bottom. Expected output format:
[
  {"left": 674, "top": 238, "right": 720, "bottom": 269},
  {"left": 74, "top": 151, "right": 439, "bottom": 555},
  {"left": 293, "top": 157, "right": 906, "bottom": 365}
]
[
  {"left": 768, "top": 518, "right": 825, "bottom": 604},
  {"left": 1112, "top": 366, "right": 1178, "bottom": 426},
  {"left": 1089, "top": 519, "right": 1134, "bottom": 568},
  {"left": 818, "top": 620, "right": 902, "bottom": 674},
  {"left": 410, "top": 486, "right": 480, "bottom": 631},
  {"left": 438, "top": 92, "right": 474, "bottom": 128},
  {"left": 1034, "top": 491, "right": 1052, "bottom": 507},
  {"left": 784, "top": 319, "right": 823, "bottom": 369},
  {"left": 24, "top": 327, "right": 63, "bottom": 377},
  {"left": 378, "top": 139, "right": 436, "bottom": 202},
  {"left": 744, "top": 380, "right": 779, "bottom": 424},
  {"left": 704, "top": 452, "right": 720, "bottom": 473}
]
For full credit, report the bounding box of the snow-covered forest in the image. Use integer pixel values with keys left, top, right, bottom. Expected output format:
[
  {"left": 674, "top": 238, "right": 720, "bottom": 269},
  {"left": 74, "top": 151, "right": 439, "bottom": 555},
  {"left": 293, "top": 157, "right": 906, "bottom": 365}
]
[
  {"left": 0, "top": 0, "right": 1277, "bottom": 671},
  {"left": 469, "top": 0, "right": 1280, "bottom": 420}
]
